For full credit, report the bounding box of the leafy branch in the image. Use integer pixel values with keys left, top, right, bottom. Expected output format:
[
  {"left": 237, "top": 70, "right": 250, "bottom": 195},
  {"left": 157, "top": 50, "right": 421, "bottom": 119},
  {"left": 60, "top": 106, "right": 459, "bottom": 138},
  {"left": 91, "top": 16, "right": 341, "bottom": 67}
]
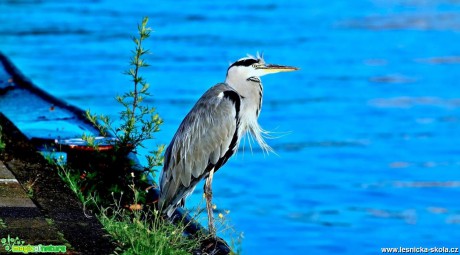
[{"left": 85, "top": 17, "right": 164, "bottom": 172}]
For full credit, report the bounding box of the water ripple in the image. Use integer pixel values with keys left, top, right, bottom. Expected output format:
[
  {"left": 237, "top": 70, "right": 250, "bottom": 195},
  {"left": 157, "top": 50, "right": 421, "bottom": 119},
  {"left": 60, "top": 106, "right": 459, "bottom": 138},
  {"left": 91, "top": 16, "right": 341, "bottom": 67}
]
[
  {"left": 340, "top": 12, "right": 460, "bottom": 31},
  {"left": 416, "top": 56, "right": 460, "bottom": 65},
  {"left": 369, "top": 97, "right": 460, "bottom": 108}
]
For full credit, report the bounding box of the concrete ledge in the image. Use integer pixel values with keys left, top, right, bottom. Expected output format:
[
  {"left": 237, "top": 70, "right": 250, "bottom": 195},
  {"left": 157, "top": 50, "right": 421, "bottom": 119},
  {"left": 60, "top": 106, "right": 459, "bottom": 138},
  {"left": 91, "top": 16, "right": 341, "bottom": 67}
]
[
  {"left": 0, "top": 162, "right": 15, "bottom": 179},
  {"left": 0, "top": 113, "right": 116, "bottom": 254}
]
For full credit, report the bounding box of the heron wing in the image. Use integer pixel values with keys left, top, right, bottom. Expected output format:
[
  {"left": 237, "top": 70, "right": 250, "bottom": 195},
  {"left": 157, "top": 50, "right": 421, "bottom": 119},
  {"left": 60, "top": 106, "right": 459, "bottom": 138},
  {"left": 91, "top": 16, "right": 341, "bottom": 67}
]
[{"left": 159, "top": 83, "right": 241, "bottom": 215}]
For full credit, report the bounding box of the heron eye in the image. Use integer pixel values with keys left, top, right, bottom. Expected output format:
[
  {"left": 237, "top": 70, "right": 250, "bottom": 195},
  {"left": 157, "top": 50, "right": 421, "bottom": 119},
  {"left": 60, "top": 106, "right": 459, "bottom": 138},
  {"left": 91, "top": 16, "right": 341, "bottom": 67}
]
[{"left": 252, "top": 64, "right": 258, "bottom": 68}]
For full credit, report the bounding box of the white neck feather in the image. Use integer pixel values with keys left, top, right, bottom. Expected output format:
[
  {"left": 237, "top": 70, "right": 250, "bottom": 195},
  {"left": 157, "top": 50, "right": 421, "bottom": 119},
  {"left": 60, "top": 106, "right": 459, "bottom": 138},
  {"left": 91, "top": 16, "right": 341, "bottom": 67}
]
[{"left": 225, "top": 76, "right": 272, "bottom": 153}]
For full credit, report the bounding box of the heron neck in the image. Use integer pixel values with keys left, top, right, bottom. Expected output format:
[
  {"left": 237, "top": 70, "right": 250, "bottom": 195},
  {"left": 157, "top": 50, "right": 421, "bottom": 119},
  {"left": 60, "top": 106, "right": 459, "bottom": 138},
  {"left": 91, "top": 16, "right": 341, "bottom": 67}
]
[{"left": 225, "top": 78, "right": 263, "bottom": 116}]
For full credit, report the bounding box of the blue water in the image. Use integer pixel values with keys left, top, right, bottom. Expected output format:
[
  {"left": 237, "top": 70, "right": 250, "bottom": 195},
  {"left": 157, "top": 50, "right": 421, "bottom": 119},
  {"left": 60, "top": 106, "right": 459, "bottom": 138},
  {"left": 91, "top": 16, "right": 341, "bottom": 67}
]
[{"left": 2, "top": 1, "right": 460, "bottom": 254}]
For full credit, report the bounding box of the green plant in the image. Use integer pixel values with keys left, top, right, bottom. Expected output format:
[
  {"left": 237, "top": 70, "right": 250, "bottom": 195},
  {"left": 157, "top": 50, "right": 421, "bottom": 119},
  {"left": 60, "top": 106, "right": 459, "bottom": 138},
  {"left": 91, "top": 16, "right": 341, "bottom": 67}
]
[
  {"left": 192, "top": 200, "right": 243, "bottom": 255},
  {"left": 85, "top": 16, "right": 164, "bottom": 162},
  {"left": 23, "top": 177, "right": 38, "bottom": 198},
  {"left": 99, "top": 203, "right": 195, "bottom": 255},
  {"left": 0, "top": 125, "right": 5, "bottom": 151},
  {"left": 78, "top": 17, "right": 164, "bottom": 207},
  {"left": 51, "top": 154, "right": 203, "bottom": 254},
  {"left": 98, "top": 178, "right": 201, "bottom": 255},
  {"left": 0, "top": 219, "right": 7, "bottom": 229}
]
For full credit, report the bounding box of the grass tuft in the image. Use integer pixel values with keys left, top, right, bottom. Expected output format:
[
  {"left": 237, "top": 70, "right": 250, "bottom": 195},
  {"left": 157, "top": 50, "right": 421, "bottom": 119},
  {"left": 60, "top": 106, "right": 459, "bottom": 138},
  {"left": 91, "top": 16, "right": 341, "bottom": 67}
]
[
  {"left": 97, "top": 198, "right": 198, "bottom": 255},
  {"left": 0, "top": 125, "right": 6, "bottom": 151}
]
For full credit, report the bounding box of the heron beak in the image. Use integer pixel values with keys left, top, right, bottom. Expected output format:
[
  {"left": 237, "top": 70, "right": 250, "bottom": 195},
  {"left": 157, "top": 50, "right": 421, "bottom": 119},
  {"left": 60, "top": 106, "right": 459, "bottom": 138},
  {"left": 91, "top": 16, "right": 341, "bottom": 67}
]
[{"left": 256, "top": 64, "right": 299, "bottom": 74}]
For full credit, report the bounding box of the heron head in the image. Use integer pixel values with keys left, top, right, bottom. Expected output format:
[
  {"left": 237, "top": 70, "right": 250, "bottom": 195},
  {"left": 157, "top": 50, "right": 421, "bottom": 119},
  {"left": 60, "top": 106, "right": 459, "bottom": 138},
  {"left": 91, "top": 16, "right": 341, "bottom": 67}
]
[{"left": 226, "top": 53, "right": 299, "bottom": 82}]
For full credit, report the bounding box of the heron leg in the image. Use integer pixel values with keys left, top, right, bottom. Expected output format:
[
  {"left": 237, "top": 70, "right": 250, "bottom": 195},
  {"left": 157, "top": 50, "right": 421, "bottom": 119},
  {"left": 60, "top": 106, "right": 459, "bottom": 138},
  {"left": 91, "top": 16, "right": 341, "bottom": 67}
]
[{"left": 204, "top": 168, "right": 216, "bottom": 237}]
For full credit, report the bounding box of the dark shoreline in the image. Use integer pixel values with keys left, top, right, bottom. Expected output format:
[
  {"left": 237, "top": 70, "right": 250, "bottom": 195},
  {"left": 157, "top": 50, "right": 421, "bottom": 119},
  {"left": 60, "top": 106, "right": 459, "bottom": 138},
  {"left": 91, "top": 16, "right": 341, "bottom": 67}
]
[{"left": 0, "top": 113, "right": 116, "bottom": 254}]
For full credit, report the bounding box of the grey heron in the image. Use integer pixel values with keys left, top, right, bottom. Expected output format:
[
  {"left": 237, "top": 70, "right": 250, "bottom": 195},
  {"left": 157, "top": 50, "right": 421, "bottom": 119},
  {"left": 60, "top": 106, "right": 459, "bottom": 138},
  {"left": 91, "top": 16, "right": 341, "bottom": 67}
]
[{"left": 159, "top": 54, "right": 298, "bottom": 235}]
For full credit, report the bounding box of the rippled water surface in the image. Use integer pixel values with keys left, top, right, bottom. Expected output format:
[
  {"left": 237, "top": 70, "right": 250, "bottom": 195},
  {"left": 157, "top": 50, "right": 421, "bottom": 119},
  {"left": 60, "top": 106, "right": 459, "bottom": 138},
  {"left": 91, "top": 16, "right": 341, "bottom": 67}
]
[{"left": 2, "top": 1, "right": 460, "bottom": 254}]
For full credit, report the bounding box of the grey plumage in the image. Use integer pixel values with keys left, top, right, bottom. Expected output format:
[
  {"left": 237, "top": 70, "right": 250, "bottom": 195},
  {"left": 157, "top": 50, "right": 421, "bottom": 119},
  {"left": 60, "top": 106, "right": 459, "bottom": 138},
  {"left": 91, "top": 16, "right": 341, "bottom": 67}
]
[
  {"left": 159, "top": 54, "right": 298, "bottom": 227},
  {"left": 160, "top": 84, "right": 241, "bottom": 216}
]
